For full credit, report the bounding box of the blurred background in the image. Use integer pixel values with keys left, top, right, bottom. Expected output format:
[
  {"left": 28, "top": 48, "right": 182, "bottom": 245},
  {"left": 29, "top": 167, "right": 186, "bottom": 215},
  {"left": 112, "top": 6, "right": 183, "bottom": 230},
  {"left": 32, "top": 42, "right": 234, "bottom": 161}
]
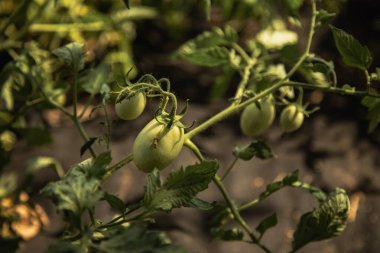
[{"left": 1, "top": 0, "right": 380, "bottom": 252}]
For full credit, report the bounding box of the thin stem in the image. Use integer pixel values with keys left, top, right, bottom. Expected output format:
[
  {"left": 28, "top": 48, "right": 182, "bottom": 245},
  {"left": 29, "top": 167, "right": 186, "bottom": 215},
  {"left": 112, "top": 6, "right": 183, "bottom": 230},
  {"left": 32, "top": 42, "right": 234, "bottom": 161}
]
[
  {"left": 284, "top": 81, "right": 380, "bottom": 99},
  {"left": 103, "top": 154, "right": 134, "bottom": 180},
  {"left": 233, "top": 59, "right": 255, "bottom": 105},
  {"left": 29, "top": 22, "right": 106, "bottom": 33},
  {"left": 73, "top": 72, "right": 78, "bottom": 118},
  {"left": 239, "top": 185, "right": 285, "bottom": 212},
  {"left": 73, "top": 118, "right": 97, "bottom": 158},
  {"left": 213, "top": 175, "right": 271, "bottom": 253},
  {"left": 221, "top": 157, "right": 238, "bottom": 181},
  {"left": 232, "top": 43, "right": 252, "bottom": 64},
  {"left": 185, "top": 82, "right": 284, "bottom": 140}
]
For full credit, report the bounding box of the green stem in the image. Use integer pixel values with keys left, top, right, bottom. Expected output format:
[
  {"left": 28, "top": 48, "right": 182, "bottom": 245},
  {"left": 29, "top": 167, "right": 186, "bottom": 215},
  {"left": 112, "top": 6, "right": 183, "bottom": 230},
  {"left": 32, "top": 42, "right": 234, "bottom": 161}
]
[
  {"left": 103, "top": 154, "right": 134, "bottom": 179},
  {"left": 185, "top": 82, "right": 284, "bottom": 140},
  {"left": 29, "top": 21, "right": 106, "bottom": 33},
  {"left": 213, "top": 175, "right": 271, "bottom": 253},
  {"left": 232, "top": 43, "right": 252, "bottom": 64},
  {"left": 233, "top": 59, "right": 255, "bottom": 105},
  {"left": 221, "top": 157, "right": 238, "bottom": 181},
  {"left": 73, "top": 118, "right": 97, "bottom": 158},
  {"left": 284, "top": 81, "right": 380, "bottom": 99}
]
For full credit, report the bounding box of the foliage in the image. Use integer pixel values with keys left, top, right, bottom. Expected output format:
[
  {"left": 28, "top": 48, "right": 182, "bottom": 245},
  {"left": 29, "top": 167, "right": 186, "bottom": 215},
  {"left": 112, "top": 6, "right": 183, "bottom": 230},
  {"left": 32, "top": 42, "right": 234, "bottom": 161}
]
[{"left": 1, "top": 0, "right": 379, "bottom": 253}]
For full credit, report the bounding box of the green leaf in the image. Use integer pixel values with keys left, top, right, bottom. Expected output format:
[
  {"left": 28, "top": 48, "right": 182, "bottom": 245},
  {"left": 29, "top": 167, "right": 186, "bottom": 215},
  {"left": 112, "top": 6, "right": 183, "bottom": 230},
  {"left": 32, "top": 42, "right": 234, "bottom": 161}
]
[
  {"left": 255, "top": 213, "right": 278, "bottom": 236},
  {"left": 282, "top": 170, "right": 299, "bottom": 185},
  {"left": 177, "top": 46, "right": 230, "bottom": 67},
  {"left": 103, "top": 192, "right": 125, "bottom": 213},
  {"left": 330, "top": 26, "right": 372, "bottom": 70},
  {"left": 361, "top": 96, "right": 380, "bottom": 132},
  {"left": 52, "top": 42, "right": 85, "bottom": 72},
  {"left": 283, "top": 0, "right": 304, "bottom": 17},
  {"left": 144, "top": 160, "right": 218, "bottom": 211},
  {"left": 292, "top": 188, "right": 350, "bottom": 252},
  {"left": 41, "top": 153, "right": 112, "bottom": 216},
  {"left": 185, "top": 198, "right": 215, "bottom": 210},
  {"left": 174, "top": 26, "right": 237, "bottom": 67},
  {"left": 80, "top": 137, "right": 98, "bottom": 157},
  {"left": 233, "top": 141, "right": 275, "bottom": 161},
  {"left": 98, "top": 223, "right": 187, "bottom": 253},
  {"left": 316, "top": 9, "right": 336, "bottom": 25},
  {"left": 263, "top": 181, "right": 283, "bottom": 195},
  {"left": 79, "top": 64, "right": 110, "bottom": 95},
  {"left": 44, "top": 241, "right": 83, "bottom": 253},
  {"left": 210, "top": 227, "right": 244, "bottom": 241}
]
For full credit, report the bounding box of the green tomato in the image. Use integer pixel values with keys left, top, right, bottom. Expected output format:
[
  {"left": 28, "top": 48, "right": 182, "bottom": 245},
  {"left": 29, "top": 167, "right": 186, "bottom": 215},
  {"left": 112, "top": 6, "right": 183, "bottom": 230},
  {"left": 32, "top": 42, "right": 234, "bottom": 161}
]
[
  {"left": 280, "top": 104, "right": 304, "bottom": 133},
  {"left": 132, "top": 119, "right": 185, "bottom": 173},
  {"left": 240, "top": 98, "right": 276, "bottom": 137},
  {"left": 115, "top": 92, "right": 146, "bottom": 120}
]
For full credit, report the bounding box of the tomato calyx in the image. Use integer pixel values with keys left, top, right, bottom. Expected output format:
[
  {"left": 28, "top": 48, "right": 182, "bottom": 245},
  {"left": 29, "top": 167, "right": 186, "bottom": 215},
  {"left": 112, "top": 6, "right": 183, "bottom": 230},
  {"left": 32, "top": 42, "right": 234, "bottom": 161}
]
[{"left": 154, "top": 99, "right": 195, "bottom": 130}]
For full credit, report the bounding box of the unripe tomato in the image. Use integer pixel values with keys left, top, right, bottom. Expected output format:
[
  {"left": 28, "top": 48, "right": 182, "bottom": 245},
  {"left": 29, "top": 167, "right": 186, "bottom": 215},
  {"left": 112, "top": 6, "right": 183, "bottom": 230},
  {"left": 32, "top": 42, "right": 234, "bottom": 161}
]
[
  {"left": 280, "top": 104, "right": 304, "bottom": 133},
  {"left": 240, "top": 98, "right": 276, "bottom": 137},
  {"left": 132, "top": 119, "right": 184, "bottom": 173},
  {"left": 115, "top": 92, "right": 146, "bottom": 120}
]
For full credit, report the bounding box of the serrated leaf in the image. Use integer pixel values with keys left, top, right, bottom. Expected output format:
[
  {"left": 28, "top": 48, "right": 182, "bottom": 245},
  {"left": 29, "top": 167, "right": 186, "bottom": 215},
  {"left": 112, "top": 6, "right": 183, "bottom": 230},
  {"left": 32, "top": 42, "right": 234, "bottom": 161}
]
[
  {"left": 361, "top": 96, "right": 380, "bottom": 132},
  {"left": 80, "top": 137, "right": 98, "bottom": 157},
  {"left": 103, "top": 192, "right": 125, "bottom": 213},
  {"left": 255, "top": 213, "right": 278, "bottom": 236},
  {"left": 177, "top": 46, "right": 230, "bottom": 67},
  {"left": 210, "top": 227, "right": 244, "bottom": 241},
  {"left": 41, "top": 153, "right": 112, "bottom": 216},
  {"left": 52, "top": 42, "right": 85, "bottom": 72},
  {"left": 98, "top": 223, "right": 187, "bottom": 253},
  {"left": 292, "top": 188, "right": 350, "bottom": 252},
  {"left": 185, "top": 198, "right": 215, "bottom": 210},
  {"left": 174, "top": 26, "right": 237, "bottom": 67},
  {"left": 144, "top": 161, "right": 218, "bottom": 211},
  {"left": 233, "top": 141, "right": 274, "bottom": 161},
  {"left": 330, "top": 26, "right": 372, "bottom": 70}
]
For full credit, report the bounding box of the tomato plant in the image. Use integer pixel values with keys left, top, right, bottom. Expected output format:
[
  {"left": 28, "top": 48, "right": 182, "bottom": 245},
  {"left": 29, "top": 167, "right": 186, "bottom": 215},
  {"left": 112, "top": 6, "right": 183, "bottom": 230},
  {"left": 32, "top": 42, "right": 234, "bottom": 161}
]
[{"left": 0, "top": 0, "right": 379, "bottom": 253}]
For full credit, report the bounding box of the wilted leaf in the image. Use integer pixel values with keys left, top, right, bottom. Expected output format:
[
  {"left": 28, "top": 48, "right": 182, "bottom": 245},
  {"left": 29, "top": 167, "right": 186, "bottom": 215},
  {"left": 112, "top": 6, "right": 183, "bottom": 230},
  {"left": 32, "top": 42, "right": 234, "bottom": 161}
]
[{"left": 292, "top": 188, "right": 350, "bottom": 252}]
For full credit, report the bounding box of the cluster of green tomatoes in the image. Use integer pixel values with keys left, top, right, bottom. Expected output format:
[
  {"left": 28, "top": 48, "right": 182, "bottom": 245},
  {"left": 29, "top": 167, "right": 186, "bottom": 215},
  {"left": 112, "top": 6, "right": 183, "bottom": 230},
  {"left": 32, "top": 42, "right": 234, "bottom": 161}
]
[{"left": 113, "top": 79, "right": 306, "bottom": 173}]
